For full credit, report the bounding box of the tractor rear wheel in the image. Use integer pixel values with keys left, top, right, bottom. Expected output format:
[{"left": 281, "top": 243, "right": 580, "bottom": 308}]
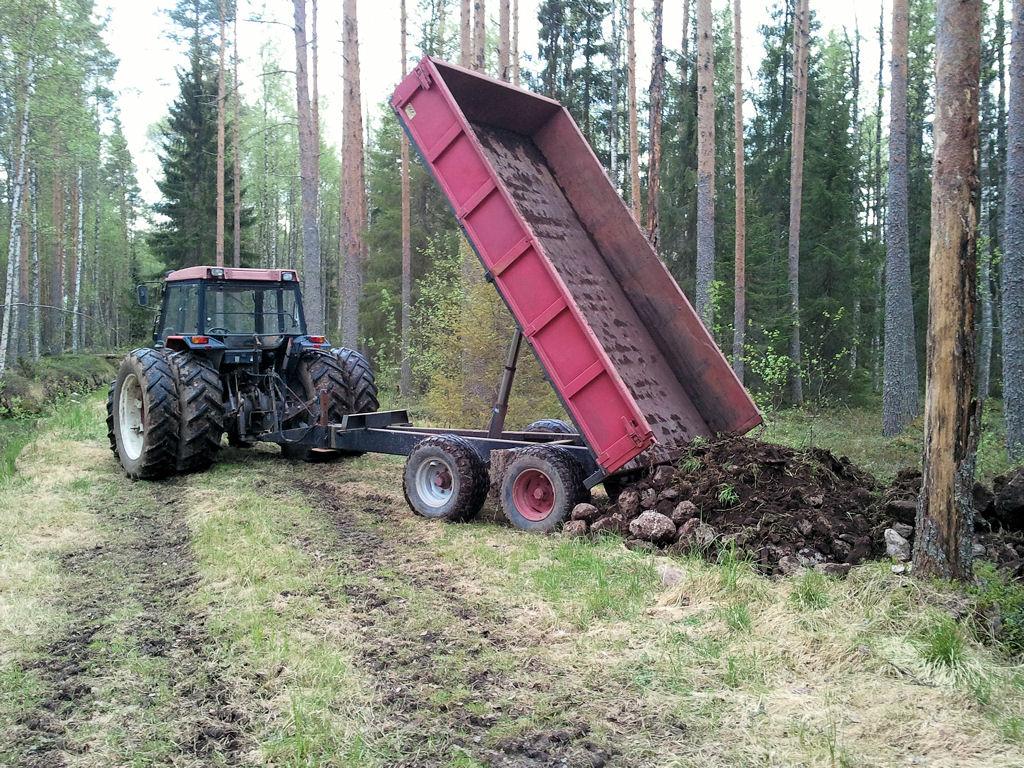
[
  {"left": 331, "top": 347, "right": 379, "bottom": 414},
  {"left": 280, "top": 352, "right": 349, "bottom": 461},
  {"left": 403, "top": 435, "right": 489, "bottom": 522},
  {"left": 166, "top": 350, "right": 225, "bottom": 473},
  {"left": 500, "top": 445, "right": 588, "bottom": 532},
  {"left": 108, "top": 348, "right": 179, "bottom": 480}
]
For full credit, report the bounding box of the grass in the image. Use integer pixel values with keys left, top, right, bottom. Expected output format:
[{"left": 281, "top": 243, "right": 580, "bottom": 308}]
[{"left": 1, "top": 392, "right": 1023, "bottom": 766}]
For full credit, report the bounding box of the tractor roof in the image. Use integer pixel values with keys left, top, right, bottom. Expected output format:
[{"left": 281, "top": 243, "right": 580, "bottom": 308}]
[{"left": 166, "top": 266, "right": 299, "bottom": 283}]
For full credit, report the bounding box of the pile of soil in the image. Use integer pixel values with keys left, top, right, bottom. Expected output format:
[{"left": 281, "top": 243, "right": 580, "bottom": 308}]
[{"left": 567, "top": 436, "right": 884, "bottom": 576}]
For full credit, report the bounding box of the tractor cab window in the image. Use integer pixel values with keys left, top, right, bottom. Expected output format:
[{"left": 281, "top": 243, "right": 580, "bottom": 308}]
[
  {"left": 203, "top": 284, "right": 305, "bottom": 338},
  {"left": 160, "top": 283, "right": 201, "bottom": 338}
]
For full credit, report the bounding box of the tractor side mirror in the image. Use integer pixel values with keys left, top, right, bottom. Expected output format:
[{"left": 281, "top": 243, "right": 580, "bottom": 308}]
[{"left": 137, "top": 284, "right": 149, "bottom": 307}]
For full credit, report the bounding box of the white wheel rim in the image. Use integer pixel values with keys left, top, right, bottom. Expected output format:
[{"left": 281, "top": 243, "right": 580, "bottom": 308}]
[
  {"left": 415, "top": 458, "right": 454, "bottom": 508},
  {"left": 118, "top": 373, "right": 145, "bottom": 461}
]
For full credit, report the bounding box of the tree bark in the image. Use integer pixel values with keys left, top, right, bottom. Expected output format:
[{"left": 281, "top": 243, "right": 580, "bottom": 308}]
[
  {"left": 914, "top": 0, "right": 981, "bottom": 582},
  {"left": 72, "top": 166, "right": 83, "bottom": 354},
  {"left": 341, "top": 0, "right": 367, "bottom": 346},
  {"left": 732, "top": 0, "right": 746, "bottom": 383},
  {"left": 473, "top": 0, "right": 485, "bottom": 72},
  {"left": 294, "top": 0, "right": 325, "bottom": 333},
  {"left": 1005, "top": 0, "right": 1024, "bottom": 460},
  {"left": 233, "top": 4, "right": 242, "bottom": 268},
  {"left": 695, "top": 0, "right": 715, "bottom": 329},
  {"left": 646, "top": 0, "right": 665, "bottom": 248},
  {"left": 2, "top": 62, "right": 32, "bottom": 376},
  {"left": 512, "top": 0, "right": 519, "bottom": 85},
  {"left": 31, "top": 168, "right": 40, "bottom": 361},
  {"left": 499, "top": 0, "right": 510, "bottom": 80},
  {"left": 217, "top": 0, "right": 227, "bottom": 267},
  {"left": 461, "top": 0, "right": 471, "bottom": 67},
  {"left": 401, "top": 0, "right": 413, "bottom": 395},
  {"left": 627, "top": 0, "right": 641, "bottom": 220},
  {"left": 883, "top": 0, "right": 920, "bottom": 436},
  {"left": 787, "top": 0, "right": 809, "bottom": 405}
]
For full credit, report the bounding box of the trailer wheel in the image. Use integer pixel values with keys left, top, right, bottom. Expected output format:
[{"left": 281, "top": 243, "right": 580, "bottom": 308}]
[
  {"left": 166, "top": 350, "right": 225, "bottom": 473},
  {"left": 524, "top": 418, "right": 574, "bottom": 434},
  {"left": 403, "top": 435, "right": 489, "bottom": 522},
  {"left": 501, "top": 445, "right": 588, "bottom": 532},
  {"left": 108, "top": 348, "right": 180, "bottom": 480},
  {"left": 331, "top": 347, "right": 380, "bottom": 414}
]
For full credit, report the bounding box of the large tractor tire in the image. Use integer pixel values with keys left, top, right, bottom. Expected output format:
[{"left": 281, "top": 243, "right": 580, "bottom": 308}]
[
  {"left": 166, "top": 350, "right": 225, "bottom": 473},
  {"left": 280, "top": 352, "right": 349, "bottom": 461},
  {"left": 107, "top": 348, "right": 180, "bottom": 480},
  {"left": 403, "top": 435, "right": 489, "bottom": 522},
  {"left": 500, "top": 445, "right": 588, "bottom": 532},
  {"left": 524, "top": 418, "right": 574, "bottom": 434},
  {"left": 331, "top": 347, "right": 379, "bottom": 414}
]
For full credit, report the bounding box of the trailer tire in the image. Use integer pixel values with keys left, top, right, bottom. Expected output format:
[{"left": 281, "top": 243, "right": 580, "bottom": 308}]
[
  {"left": 403, "top": 435, "right": 489, "bottom": 522},
  {"left": 108, "top": 348, "right": 180, "bottom": 480},
  {"left": 166, "top": 350, "right": 225, "bottom": 473},
  {"left": 501, "top": 445, "right": 588, "bottom": 532},
  {"left": 524, "top": 418, "right": 574, "bottom": 434},
  {"left": 331, "top": 347, "right": 379, "bottom": 414}
]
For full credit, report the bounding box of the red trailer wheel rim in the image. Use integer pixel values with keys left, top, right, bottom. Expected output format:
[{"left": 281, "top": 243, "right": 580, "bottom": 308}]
[{"left": 512, "top": 469, "right": 555, "bottom": 521}]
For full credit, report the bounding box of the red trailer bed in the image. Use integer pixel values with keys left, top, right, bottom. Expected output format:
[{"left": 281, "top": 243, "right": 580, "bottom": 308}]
[{"left": 392, "top": 58, "right": 761, "bottom": 476}]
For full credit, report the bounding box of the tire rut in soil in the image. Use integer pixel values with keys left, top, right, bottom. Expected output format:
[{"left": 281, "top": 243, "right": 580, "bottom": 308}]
[
  {"left": 6, "top": 484, "right": 251, "bottom": 767},
  {"left": 294, "top": 479, "right": 617, "bottom": 768}
]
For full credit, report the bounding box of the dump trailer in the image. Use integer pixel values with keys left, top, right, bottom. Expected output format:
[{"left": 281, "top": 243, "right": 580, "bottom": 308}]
[
  {"left": 110, "top": 57, "right": 760, "bottom": 534},
  {"left": 390, "top": 57, "right": 760, "bottom": 476}
]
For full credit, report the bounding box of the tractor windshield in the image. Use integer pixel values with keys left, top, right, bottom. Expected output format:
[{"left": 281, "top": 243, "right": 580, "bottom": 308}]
[{"left": 203, "top": 283, "right": 306, "bottom": 337}]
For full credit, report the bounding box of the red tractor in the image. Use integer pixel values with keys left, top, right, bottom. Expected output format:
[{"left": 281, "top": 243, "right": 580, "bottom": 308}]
[{"left": 107, "top": 266, "right": 378, "bottom": 479}]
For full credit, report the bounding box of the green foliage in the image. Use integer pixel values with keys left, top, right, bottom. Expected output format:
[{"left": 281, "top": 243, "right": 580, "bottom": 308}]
[
  {"left": 790, "top": 569, "right": 830, "bottom": 610},
  {"left": 716, "top": 484, "right": 739, "bottom": 506},
  {"left": 970, "top": 561, "right": 1024, "bottom": 657},
  {"left": 918, "top": 615, "right": 967, "bottom": 670}
]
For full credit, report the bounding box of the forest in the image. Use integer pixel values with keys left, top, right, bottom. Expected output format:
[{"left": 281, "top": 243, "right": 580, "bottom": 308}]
[{"left": 0, "top": 0, "right": 1020, "bottom": 457}]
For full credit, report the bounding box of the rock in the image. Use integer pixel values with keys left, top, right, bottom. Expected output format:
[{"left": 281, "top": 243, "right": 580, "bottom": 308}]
[
  {"left": 973, "top": 542, "right": 987, "bottom": 559},
  {"left": 629, "top": 511, "right": 676, "bottom": 544},
  {"left": 892, "top": 522, "right": 914, "bottom": 541},
  {"left": 885, "top": 499, "right": 918, "bottom": 525},
  {"left": 656, "top": 562, "right": 686, "bottom": 587},
  {"left": 796, "top": 547, "right": 824, "bottom": 566},
  {"left": 652, "top": 464, "right": 676, "bottom": 488},
  {"left": 655, "top": 499, "right": 676, "bottom": 518},
  {"left": 624, "top": 538, "right": 656, "bottom": 553},
  {"left": 676, "top": 519, "right": 716, "bottom": 549},
  {"left": 796, "top": 518, "right": 813, "bottom": 537},
  {"left": 591, "top": 513, "right": 625, "bottom": 535},
  {"left": 807, "top": 494, "right": 823, "bottom": 508},
  {"left": 616, "top": 489, "right": 640, "bottom": 517},
  {"left": 640, "top": 487, "right": 658, "bottom": 509},
  {"left": 831, "top": 538, "right": 852, "bottom": 561},
  {"left": 658, "top": 487, "right": 679, "bottom": 502},
  {"left": 884, "top": 528, "right": 911, "bottom": 562},
  {"left": 570, "top": 503, "right": 601, "bottom": 523},
  {"left": 562, "top": 520, "right": 588, "bottom": 537},
  {"left": 671, "top": 500, "right": 699, "bottom": 525},
  {"left": 676, "top": 517, "right": 701, "bottom": 540},
  {"left": 816, "top": 562, "right": 851, "bottom": 577},
  {"left": 777, "top": 555, "right": 803, "bottom": 576}
]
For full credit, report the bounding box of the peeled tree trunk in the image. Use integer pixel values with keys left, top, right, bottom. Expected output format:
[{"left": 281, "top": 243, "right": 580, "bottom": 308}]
[
  {"left": 695, "top": 0, "right": 715, "bottom": 329},
  {"left": 1005, "top": 0, "right": 1024, "bottom": 461},
  {"left": 787, "top": 0, "right": 809, "bottom": 405},
  {"left": 294, "top": 0, "right": 325, "bottom": 334},
  {"left": 883, "top": 0, "right": 920, "bottom": 437},
  {"left": 913, "top": 0, "right": 981, "bottom": 582}
]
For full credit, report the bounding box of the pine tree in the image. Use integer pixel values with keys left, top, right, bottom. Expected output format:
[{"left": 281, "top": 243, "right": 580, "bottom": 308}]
[
  {"left": 1005, "top": 0, "right": 1024, "bottom": 460},
  {"left": 695, "top": 0, "right": 715, "bottom": 328},
  {"left": 733, "top": 0, "right": 746, "bottom": 382}
]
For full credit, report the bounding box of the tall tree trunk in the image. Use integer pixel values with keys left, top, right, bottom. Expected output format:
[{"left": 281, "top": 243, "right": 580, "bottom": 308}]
[
  {"left": 461, "top": 0, "right": 471, "bottom": 67},
  {"left": 217, "top": 0, "right": 227, "bottom": 267},
  {"left": 341, "top": 0, "right": 367, "bottom": 346},
  {"left": 233, "top": 4, "right": 242, "bottom": 268},
  {"left": 1, "top": 87, "right": 28, "bottom": 375},
  {"left": 646, "top": 0, "right": 665, "bottom": 247},
  {"left": 883, "top": 0, "right": 920, "bottom": 436},
  {"left": 848, "top": 25, "right": 862, "bottom": 373},
  {"left": 872, "top": 3, "right": 885, "bottom": 392},
  {"left": 786, "top": 0, "right": 809, "bottom": 405},
  {"left": 31, "top": 168, "right": 40, "bottom": 361},
  {"left": 512, "top": 0, "right": 519, "bottom": 85},
  {"left": 71, "top": 167, "right": 83, "bottom": 354},
  {"left": 732, "top": 0, "right": 746, "bottom": 382},
  {"left": 610, "top": 0, "right": 620, "bottom": 186},
  {"left": 401, "top": 0, "right": 413, "bottom": 396},
  {"left": 914, "top": 0, "right": 981, "bottom": 582},
  {"left": 499, "top": 0, "right": 510, "bottom": 80},
  {"left": 473, "top": 0, "right": 485, "bottom": 72},
  {"left": 294, "top": 0, "right": 325, "bottom": 333},
  {"left": 695, "top": 0, "right": 715, "bottom": 329},
  {"left": 1005, "top": 0, "right": 1024, "bottom": 460},
  {"left": 627, "top": 0, "right": 640, "bottom": 220}
]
